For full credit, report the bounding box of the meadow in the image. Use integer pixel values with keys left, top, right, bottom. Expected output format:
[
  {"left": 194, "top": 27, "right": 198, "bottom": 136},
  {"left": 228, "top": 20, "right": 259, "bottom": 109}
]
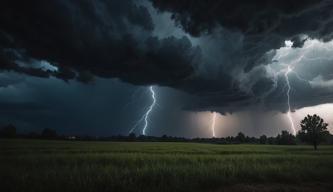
[{"left": 1, "top": 139, "right": 333, "bottom": 192}]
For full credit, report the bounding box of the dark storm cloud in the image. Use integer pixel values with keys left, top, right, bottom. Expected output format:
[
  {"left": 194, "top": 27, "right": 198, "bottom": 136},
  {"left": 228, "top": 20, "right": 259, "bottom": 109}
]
[
  {"left": 0, "top": 0, "right": 199, "bottom": 86},
  {"left": 1, "top": 0, "right": 333, "bottom": 114},
  {"left": 151, "top": 0, "right": 327, "bottom": 36},
  {"left": 149, "top": 0, "right": 333, "bottom": 112},
  {"left": 0, "top": 102, "right": 47, "bottom": 112},
  {"left": 151, "top": 0, "right": 333, "bottom": 67}
]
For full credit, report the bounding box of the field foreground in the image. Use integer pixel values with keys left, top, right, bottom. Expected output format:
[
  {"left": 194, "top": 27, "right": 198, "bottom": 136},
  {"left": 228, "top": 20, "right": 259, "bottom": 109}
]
[{"left": 1, "top": 139, "right": 333, "bottom": 192}]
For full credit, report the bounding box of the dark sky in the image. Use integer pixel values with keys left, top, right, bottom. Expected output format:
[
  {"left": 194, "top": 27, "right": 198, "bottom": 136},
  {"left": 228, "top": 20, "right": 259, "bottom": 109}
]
[{"left": 1, "top": 0, "right": 333, "bottom": 137}]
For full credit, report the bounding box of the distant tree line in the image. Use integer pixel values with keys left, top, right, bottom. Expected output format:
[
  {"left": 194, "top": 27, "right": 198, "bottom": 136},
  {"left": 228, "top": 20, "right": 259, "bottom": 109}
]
[
  {"left": 1, "top": 126, "right": 333, "bottom": 147},
  {"left": 0, "top": 126, "right": 59, "bottom": 139},
  {"left": 1, "top": 114, "right": 332, "bottom": 150}
]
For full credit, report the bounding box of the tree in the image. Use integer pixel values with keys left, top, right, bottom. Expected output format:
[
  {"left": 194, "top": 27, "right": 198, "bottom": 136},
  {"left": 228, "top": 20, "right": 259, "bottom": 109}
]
[
  {"left": 128, "top": 132, "right": 136, "bottom": 138},
  {"left": 299, "top": 114, "right": 329, "bottom": 150},
  {"left": 128, "top": 132, "right": 136, "bottom": 141},
  {"left": 276, "top": 130, "right": 296, "bottom": 145},
  {"left": 267, "top": 137, "right": 276, "bottom": 145},
  {"left": 236, "top": 132, "right": 246, "bottom": 143},
  {"left": 259, "top": 135, "right": 267, "bottom": 144}
]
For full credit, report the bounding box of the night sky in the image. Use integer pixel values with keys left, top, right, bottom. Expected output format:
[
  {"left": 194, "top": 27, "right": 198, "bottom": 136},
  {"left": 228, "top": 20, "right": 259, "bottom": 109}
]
[{"left": 1, "top": 0, "right": 333, "bottom": 137}]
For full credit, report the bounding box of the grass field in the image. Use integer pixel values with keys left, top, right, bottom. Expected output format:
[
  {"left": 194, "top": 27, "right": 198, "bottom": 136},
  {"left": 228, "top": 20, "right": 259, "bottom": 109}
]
[{"left": 1, "top": 139, "right": 333, "bottom": 192}]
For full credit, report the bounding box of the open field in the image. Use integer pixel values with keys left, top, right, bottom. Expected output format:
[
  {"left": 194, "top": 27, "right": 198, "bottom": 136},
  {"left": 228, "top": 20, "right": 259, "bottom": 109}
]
[{"left": 1, "top": 139, "right": 333, "bottom": 192}]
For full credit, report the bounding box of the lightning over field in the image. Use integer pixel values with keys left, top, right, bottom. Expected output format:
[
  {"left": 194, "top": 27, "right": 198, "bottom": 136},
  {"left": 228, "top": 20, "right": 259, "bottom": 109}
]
[
  {"left": 284, "top": 66, "right": 296, "bottom": 135},
  {"left": 129, "top": 86, "right": 157, "bottom": 135},
  {"left": 142, "top": 86, "right": 157, "bottom": 135},
  {"left": 1, "top": 0, "right": 333, "bottom": 138},
  {"left": 211, "top": 112, "right": 217, "bottom": 138},
  {"left": 267, "top": 39, "right": 333, "bottom": 135},
  {"left": 2, "top": 1, "right": 333, "bottom": 191}
]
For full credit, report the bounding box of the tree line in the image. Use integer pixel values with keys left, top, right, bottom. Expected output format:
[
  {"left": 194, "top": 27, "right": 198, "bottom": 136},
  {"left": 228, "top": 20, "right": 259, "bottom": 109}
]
[{"left": 1, "top": 114, "right": 332, "bottom": 150}]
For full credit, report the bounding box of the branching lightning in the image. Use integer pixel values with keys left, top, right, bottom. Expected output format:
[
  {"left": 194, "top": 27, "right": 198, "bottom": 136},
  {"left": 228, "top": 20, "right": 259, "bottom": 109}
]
[
  {"left": 129, "top": 86, "right": 157, "bottom": 135},
  {"left": 211, "top": 112, "right": 217, "bottom": 138},
  {"left": 272, "top": 39, "right": 333, "bottom": 135},
  {"left": 284, "top": 66, "right": 296, "bottom": 135},
  {"left": 142, "top": 86, "right": 157, "bottom": 135}
]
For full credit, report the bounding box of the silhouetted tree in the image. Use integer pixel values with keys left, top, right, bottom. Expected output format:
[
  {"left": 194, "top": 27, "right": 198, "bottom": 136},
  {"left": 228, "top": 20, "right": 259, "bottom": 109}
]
[
  {"left": 259, "top": 135, "right": 267, "bottom": 144},
  {"left": 298, "top": 114, "right": 329, "bottom": 150},
  {"left": 267, "top": 137, "right": 276, "bottom": 145},
  {"left": 236, "top": 132, "right": 246, "bottom": 143},
  {"left": 276, "top": 130, "right": 296, "bottom": 145},
  {"left": 129, "top": 132, "right": 136, "bottom": 139},
  {"left": 128, "top": 132, "right": 136, "bottom": 141},
  {"left": 226, "top": 136, "right": 234, "bottom": 144},
  {"left": 328, "top": 134, "right": 333, "bottom": 145},
  {"left": 0, "top": 124, "right": 16, "bottom": 138},
  {"left": 41, "top": 128, "right": 57, "bottom": 139}
]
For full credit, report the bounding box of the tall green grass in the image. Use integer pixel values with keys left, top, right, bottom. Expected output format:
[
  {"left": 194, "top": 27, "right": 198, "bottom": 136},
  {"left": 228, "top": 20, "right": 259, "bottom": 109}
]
[{"left": 1, "top": 139, "right": 333, "bottom": 192}]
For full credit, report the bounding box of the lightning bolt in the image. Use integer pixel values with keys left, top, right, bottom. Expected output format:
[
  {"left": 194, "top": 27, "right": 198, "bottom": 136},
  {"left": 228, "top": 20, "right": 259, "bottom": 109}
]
[
  {"left": 129, "top": 86, "right": 157, "bottom": 135},
  {"left": 211, "top": 112, "right": 217, "bottom": 138},
  {"left": 142, "top": 86, "right": 157, "bottom": 135},
  {"left": 284, "top": 66, "right": 296, "bottom": 135},
  {"left": 272, "top": 39, "right": 333, "bottom": 135}
]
